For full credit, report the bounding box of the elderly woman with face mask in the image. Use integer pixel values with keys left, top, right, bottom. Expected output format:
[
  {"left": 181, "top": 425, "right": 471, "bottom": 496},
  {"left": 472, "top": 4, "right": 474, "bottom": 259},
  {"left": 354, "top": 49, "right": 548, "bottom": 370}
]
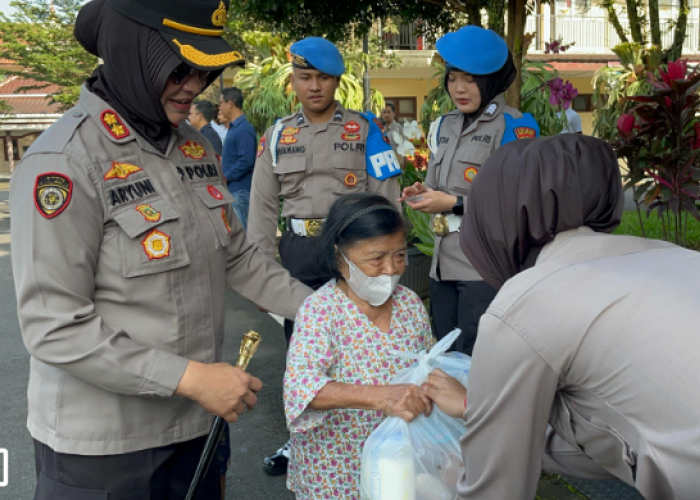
[
  {"left": 423, "top": 134, "right": 700, "bottom": 500},
  {"left": 400, "top": 26, "right": 540, "bottom": 356},
  {"left": 283, "top": 192, "right": 435, "bottom": 500}
]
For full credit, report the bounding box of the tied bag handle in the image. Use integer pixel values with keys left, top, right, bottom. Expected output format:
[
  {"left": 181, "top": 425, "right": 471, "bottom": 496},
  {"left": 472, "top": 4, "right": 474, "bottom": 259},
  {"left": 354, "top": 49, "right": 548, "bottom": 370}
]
[{"left": 391, "top": 329, "right": 461, "bottom": 385}]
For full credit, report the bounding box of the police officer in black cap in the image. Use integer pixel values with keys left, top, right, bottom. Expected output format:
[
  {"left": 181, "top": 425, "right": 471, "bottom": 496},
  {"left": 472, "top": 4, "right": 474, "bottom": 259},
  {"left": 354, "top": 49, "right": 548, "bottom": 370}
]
[{"left": 10, "top": 0, "right": 313, "bottom": 498}]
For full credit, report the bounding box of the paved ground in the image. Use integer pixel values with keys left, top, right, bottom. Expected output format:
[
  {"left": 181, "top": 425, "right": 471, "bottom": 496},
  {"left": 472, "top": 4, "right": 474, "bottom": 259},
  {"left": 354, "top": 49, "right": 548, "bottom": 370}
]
[{"left": 0, "top": 180, "right": 642, "bottom": 500}]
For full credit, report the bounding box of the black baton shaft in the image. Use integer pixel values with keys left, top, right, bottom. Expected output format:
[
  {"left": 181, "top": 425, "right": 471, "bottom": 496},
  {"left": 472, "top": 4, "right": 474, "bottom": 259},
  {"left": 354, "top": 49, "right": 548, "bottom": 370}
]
[{"left": 185, "top": 416, "right": 226, "bottom": 500}]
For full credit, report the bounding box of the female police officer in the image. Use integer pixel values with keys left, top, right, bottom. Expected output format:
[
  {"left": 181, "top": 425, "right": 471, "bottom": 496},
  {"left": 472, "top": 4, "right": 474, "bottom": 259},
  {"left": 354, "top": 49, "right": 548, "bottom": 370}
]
[
  {"left": 400, "top": 26, "right": 539, "bottom": 355},
  {"left": 9, "top": 0, "right": 311, "bottom": 498}
]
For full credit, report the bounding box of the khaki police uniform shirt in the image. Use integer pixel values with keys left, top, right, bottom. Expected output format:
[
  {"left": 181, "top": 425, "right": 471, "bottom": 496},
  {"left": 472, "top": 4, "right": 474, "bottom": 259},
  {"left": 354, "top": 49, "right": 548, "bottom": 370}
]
[
  {"left": 10, "top": 87, "right": 311, "bottom": 456},
  {"left": 426, "top": 95, "right": 521, "bottom": 281},
  {"left": 248, "top": 102, "right": 401, "bottom": 259},
  {"left": 456, "top": 228, "right": 700, "bottom": 500}
]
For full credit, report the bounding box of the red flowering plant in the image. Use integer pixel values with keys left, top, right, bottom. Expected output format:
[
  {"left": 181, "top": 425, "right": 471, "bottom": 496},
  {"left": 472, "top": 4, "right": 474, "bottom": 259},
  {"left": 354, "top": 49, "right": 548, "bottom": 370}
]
[{"left": 615, "top": 59, "right": 700, "bottom": 246}]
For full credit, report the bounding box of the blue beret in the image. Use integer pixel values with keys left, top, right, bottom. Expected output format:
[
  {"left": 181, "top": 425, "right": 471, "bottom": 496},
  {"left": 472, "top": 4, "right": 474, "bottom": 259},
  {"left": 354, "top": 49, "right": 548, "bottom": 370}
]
[
  {"left": 436, "top": 26, "right": 508, "bottom": 75},
  {"left": 290, "top": 37, "right": 345, "bottom": 77}
]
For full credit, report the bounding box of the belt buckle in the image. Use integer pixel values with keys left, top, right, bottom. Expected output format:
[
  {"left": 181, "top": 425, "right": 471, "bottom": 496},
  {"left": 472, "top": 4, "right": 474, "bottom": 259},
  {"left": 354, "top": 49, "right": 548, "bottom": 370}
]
[
  {"left": 305, "top": 219, "right": 322, "bottom": 237},
  {"left": 432, "top": 214, "right": 450, "bottom": 237}
]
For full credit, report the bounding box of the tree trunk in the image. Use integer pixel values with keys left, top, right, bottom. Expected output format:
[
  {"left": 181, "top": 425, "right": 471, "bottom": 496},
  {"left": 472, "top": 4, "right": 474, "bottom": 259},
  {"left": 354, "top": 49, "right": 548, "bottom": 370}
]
[
  {"left": 625, "top": 0, "right": 645, "bottom": 43},
  {"left": 649, "top": 0, "right": 661, "bottom": 46},
  {"left": 505, "top": 0, "right": 527, "bottom": 109},
  {"left": 603, "top": 0, "right": 629, "bottom": 43},
  {"left": 466, "top": 1, "right": 483, "bottom": 27},
  {"left": 487, "top": 0, "right": 506, "bottom": 36},
  {"left": 668, "top": 0, "right": 689, "bottom": 61}
]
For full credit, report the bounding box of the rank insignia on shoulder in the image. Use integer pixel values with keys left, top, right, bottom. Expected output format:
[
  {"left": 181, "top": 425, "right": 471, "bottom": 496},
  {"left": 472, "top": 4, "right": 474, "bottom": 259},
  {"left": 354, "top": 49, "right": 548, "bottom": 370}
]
[
  {"left": 101, "top": 110, "right": 130, "bottom": 140},
  {"left": 257, "top": 136, "right": 266, "bottom": 158},
  {"left": 207, "top": 185, "right": 224, "bottom": 200},
  {"left": 179, "top": 140, "right": 207, "bottom": 160},
  {"left": 341, "top": 132, "right": 360, "bottom": 142},
  {"left": 221, "top": 207, "right": 232, "bottom": 233},
  {"left": 35, "top": 172, "right": 72, "bottom": 219},
  {"left": 484, "top": 103, "right": 499, "bottom": 117},
  {"left": 104, "top": 161, "right": 143, "bottom": 181},
  {"left": 279, "top": 135, "right": 298, "bottom": 145},
  {"left": 344, "top": 121, "right": 360, "bottom": 134},
  {"left": 464, "top": 167, "right": 478, "bottom": 183},
  {"left": 142, "top": 229, "right": 171, "bottom": 260},
  {"left": 135, "top": 204, "right": 162, "bottom": 222},
  {"left": 344, "top": 172, "right": 358, "bottom": 187},
  {"left": 501, "top": 113, "right": 541, "bottom": 146},
  {"left": 281, "top": 127, "right": 300, "bottom": 137}
]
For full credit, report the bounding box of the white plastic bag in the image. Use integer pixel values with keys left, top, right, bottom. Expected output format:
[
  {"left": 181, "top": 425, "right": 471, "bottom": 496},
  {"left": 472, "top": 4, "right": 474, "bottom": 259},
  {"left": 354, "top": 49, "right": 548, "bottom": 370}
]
[{"left": 361, "top": 329, "right": 471, "bottom": 500}]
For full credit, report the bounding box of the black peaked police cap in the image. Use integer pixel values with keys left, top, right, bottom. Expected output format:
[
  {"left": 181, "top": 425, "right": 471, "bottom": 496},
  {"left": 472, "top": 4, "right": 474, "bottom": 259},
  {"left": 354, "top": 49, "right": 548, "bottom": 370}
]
[{"left": 108, "top": 0, "right": 245, "bottom": 71}]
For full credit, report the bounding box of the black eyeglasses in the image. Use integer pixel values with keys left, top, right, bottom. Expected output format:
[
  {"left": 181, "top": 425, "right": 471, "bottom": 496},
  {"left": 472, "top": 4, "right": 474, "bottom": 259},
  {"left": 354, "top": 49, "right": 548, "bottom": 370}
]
[{"left": 170, "top": 63, "right": 212, "bottom": 85}]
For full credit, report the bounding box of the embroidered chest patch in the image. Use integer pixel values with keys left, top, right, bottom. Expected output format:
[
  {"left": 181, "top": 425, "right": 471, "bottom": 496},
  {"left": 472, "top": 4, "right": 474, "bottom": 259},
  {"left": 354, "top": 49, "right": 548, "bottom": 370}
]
[
  {"left": 135, "top": 204, "right": 162, "bottom": 222},
  {"left": 207, "top": 185, "right": 224, "bottom": 200},
  {"left": 344, "top": 172, "right": 358, "bottom": 187},
  {"left": 142, "top": 229, "right": 171, "bottom": 260},
  {"left": 344, "top": 121, "right": 360, "bottom": 134},
  {"left": 35, "top": 173, "right": 72, "bottom": 219},
  {"left": 257, "top": 136, "right": 266, "bottom": 158},
  {"left": 341, "top": 132, "right": 360, "bottom": 142},
  {"left": 104, "top": 161, "right": 143, "bottom": 181},
  {"left": 464, "top": 167, "right": 478, "bottom": 183},
  {"left": 179, "top": 140, "right": 207, "bottom": 160},
  {"left": 101, "top": 110, "right": 130, "bottom": 139},
  {"left": 279, "top": 135, "right": 298, "bottom": 145},
  {"left": 515, "top": 127, "right": 537, "bottom": 140}
]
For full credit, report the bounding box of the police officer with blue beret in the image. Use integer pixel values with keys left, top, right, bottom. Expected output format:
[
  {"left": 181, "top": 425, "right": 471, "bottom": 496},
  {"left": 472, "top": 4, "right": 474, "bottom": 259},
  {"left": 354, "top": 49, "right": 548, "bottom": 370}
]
[
  {"left": 400, "top": 26, "right": 540, "bottom": 356},
  {"left": 247, "top": 36, "right": 402, "bottom": 476}
]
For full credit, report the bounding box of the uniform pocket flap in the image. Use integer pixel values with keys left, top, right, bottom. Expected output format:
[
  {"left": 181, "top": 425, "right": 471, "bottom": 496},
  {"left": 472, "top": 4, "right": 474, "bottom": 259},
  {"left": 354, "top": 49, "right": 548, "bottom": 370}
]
[
  {"left": 456, "top": 146, "right": 492, "bottom": 165},
  {"left": 112, "top": 198, "right": 179, "bottom": 239},
  {"left": 274, "top": 156, "right": 306, "bottom": 174},
  {"left": 192, "top": 183, "right": 234, "bottom": 209},
  {"left": 331, "top": 154, "right": 358, "bottom": 169}
]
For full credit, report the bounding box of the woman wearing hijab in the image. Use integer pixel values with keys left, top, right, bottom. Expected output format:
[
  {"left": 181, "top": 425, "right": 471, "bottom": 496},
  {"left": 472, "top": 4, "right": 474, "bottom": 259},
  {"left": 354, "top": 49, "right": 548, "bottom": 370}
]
[
  {"left": 9, "top": 0, "right": 312, "bottom": 498},
  {"left": 400, "top": 25, "right": 539, "bottom": 355},
  {"left": 423, "top": 134, "right": 700, "bottom": 500}
]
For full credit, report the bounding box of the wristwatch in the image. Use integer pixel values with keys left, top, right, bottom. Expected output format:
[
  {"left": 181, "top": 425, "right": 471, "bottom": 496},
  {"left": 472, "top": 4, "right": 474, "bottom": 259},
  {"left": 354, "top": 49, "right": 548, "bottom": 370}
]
[{"left": 452, "top": 196, "right": 464, "bottom": 216}]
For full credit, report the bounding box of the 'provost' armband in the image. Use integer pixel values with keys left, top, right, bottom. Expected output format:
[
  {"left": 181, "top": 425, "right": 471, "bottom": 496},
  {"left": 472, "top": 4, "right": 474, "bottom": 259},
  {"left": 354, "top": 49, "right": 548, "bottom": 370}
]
[
  {"left": 500, "top": 113, "right": 540, "bottom": 146},
  {"left": 360, "top": 111, "right": 401, "bottom": 180}
]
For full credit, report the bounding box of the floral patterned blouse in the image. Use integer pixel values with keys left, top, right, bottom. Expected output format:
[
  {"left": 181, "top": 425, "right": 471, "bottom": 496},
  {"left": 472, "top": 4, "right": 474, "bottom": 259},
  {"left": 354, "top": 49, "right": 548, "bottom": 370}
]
[{"left": 284, "top": 280, "right": 433, "bottom": 500}]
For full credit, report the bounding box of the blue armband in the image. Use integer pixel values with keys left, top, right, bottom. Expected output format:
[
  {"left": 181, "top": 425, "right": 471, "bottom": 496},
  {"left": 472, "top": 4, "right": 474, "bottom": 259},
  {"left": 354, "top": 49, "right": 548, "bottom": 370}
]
[
  {"left": 501, "top": 113, "right": 540, "bottom": 146},
  {"left": 360, "top": 111, "right": 401, "bottom": 180}
]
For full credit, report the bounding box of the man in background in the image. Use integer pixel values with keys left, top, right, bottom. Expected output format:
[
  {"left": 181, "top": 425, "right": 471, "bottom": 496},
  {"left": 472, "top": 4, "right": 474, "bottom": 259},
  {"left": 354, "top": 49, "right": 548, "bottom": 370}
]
[
  {"left": 188, "top": 99, "right": 223, "bottom": 155},
  {"left": 220, "top": 87, "right": 256, "bottom": 229},
  {"left": 382, "top": 102, "right": 404, "bottom": 151},
  {"left": 560, "top": 106, "right": 583, "bottom": 134}
]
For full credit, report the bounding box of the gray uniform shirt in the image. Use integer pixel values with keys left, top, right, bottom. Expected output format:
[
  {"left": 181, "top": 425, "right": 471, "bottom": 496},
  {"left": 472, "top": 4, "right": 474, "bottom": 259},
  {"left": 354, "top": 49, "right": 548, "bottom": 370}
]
[
  {"left": 457, "top": 227, "right": 700, "bottom": 500},
  {"left": 10, "top": 87, "right": 311, "bottom": 455},
  {"left": 426, "top": 95, "right": 522, "bottom": 281},
  {"left": 247, "top": 102, "right": 401, "bottom": 259}
]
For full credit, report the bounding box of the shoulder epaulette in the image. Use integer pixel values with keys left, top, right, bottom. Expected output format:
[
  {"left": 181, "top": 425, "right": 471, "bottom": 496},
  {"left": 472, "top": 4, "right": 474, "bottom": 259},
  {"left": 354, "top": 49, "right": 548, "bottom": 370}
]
[{"left": 25, "top": 106, "right": 88, "bottom": 156}]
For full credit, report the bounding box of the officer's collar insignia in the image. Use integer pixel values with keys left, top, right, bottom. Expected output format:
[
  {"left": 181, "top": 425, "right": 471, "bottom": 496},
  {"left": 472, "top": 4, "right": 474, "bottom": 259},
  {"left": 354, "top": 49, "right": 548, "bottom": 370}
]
[
  {"left": 172, "top": 40, "right": 243, "bottom": 68},
  {"left": 281, "top": 127, "right": 300, "bottom": 136},
  {"left": 101, "top": 110, "right": 130, "bottom": 140},
  {"left": 341, "top": 132, "right": 360, "bottom": 141},
  {"left": 464, "top": 167, "right": 478, "bottom": 183},
  {"left": 179, "top": 140, "right": 207, "bottom": 160},
  {"left": 515, "top": 127, "right": 537, "bottom": 140},
  {"left": 207, "top": 185, "right": 224, "bottom": 200},
  {"left": 279, "top": 135, "right": 298, "bottom": 145},
  {"left": 484, "top": 103, "right": 499, "bottom": 117},
  {"left": 35, "top": 173, "right": 72, "bottom": 219},
  {"left": 344, "top": 172, "right": 358, "bottom": 187},
  {"left": 142, "top": 229, "right": 171, "bottom": 260},
  {"left": 104, "top": 161, "right": 143, "bottom": 181},
  {"left": 291, "top": 54, "right": 309, "bottom": 68},
  {"left": 257, "top": 136, "right": 266, "bottom": 158},
  {"left": 211, "top": 1, "right": 227, "bottom": 27},
  {"left": 334, "top": 110, "right": 344, "bottom": 122},
  {"left": 221, "top": 207, "right": 232, "bottom": 233},
  {"left": 297, "top": 115, "right": 305, "bottom": 126},
  {"left": 135, "top": 204, "right": 162, "bottom": 223},
  {"left": 344, "top": 121, "right": 360, "bottom": 133}
]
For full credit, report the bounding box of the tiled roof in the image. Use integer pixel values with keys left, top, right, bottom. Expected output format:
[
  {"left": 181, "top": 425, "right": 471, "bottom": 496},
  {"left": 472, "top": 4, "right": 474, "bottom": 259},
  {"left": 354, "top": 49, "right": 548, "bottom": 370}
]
[{"left": 0, "top": 76, "right": 64, "bottom": 115}]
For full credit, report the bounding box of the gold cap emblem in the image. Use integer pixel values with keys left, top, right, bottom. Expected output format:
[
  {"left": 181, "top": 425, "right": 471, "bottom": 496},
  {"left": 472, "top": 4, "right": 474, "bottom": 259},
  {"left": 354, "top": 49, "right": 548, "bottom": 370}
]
[{"left": 212, "top": 1, "right": 227, "bottom": 27}]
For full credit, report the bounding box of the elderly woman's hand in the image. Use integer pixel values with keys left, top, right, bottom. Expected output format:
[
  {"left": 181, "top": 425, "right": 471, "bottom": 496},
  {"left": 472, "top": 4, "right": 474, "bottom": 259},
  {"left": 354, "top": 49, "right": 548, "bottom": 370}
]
[
  {"left": 421, "top": 369, "right": 467, "bottom": 419},
  {"left": 380, "top": 384, "right": 433, "bottom": 422}
]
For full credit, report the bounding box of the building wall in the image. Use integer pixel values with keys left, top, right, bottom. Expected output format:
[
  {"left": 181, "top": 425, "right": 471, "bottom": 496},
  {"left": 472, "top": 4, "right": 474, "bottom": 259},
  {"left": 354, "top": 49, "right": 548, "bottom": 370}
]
[
  {"left": 371, "top": 77, "right": 440, "bottom": 120},
  {"left": 0, "top": 134, "right": 38, "bottom": 174}
]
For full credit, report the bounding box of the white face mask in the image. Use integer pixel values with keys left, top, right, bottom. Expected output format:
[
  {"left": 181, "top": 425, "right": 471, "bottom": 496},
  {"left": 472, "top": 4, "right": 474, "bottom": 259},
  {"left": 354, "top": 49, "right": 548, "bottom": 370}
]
[{"left": 342, "top": 254, "right": 401, "bottom": 306}]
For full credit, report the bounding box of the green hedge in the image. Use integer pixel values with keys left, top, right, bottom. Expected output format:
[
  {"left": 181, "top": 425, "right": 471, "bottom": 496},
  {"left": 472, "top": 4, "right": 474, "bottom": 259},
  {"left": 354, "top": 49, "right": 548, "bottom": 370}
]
[{"left": 613, "top": 211, "right": 700, "bottom": 250}]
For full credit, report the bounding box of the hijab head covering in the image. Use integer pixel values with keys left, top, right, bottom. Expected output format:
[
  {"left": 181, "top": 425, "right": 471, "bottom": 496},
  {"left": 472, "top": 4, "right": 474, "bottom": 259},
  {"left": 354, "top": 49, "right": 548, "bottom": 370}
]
[
  {"left": 437, "top": 26, "right": 518, "bottom": 120},
  {"left": 74, "top": 0, "right": 243, "bottom": 153},
  {"left": 460, "top": 134, "right": 624, "bottom": 290}
]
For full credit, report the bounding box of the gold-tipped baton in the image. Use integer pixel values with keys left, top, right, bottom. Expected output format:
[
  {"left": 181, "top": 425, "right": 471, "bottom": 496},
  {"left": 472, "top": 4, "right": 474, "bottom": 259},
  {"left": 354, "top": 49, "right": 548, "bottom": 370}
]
[{"left": 185, "top": 331, "right": 262, "bottom": 500}]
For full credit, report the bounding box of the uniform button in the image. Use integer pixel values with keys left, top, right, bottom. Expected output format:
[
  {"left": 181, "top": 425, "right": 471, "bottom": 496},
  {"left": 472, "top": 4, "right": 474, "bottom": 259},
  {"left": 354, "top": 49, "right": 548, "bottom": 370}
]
[{"left": 73, "top": 111, "right": 84, "bottom": 118}]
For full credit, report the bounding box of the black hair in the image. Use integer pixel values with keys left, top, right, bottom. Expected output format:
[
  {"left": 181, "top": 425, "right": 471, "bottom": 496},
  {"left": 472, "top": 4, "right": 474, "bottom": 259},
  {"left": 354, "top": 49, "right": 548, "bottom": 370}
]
[
  {"left": 317, "top": 193, "right": 406, "bottom": 279},
  {"left": 192, "top": 99, "right": 216, "bottom": 122},
  {"left": 221, "top": 86, "right": 244, "bottom": 110},
  {"left": 384, "top": 103, "right": 396, "bottom": 112}
]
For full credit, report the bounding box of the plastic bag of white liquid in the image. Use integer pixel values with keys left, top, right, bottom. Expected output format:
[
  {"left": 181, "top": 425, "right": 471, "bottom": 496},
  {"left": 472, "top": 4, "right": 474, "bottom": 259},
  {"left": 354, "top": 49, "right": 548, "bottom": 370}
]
[{"left": 360, "top": 329, "right": 471, "bottom": 500}]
